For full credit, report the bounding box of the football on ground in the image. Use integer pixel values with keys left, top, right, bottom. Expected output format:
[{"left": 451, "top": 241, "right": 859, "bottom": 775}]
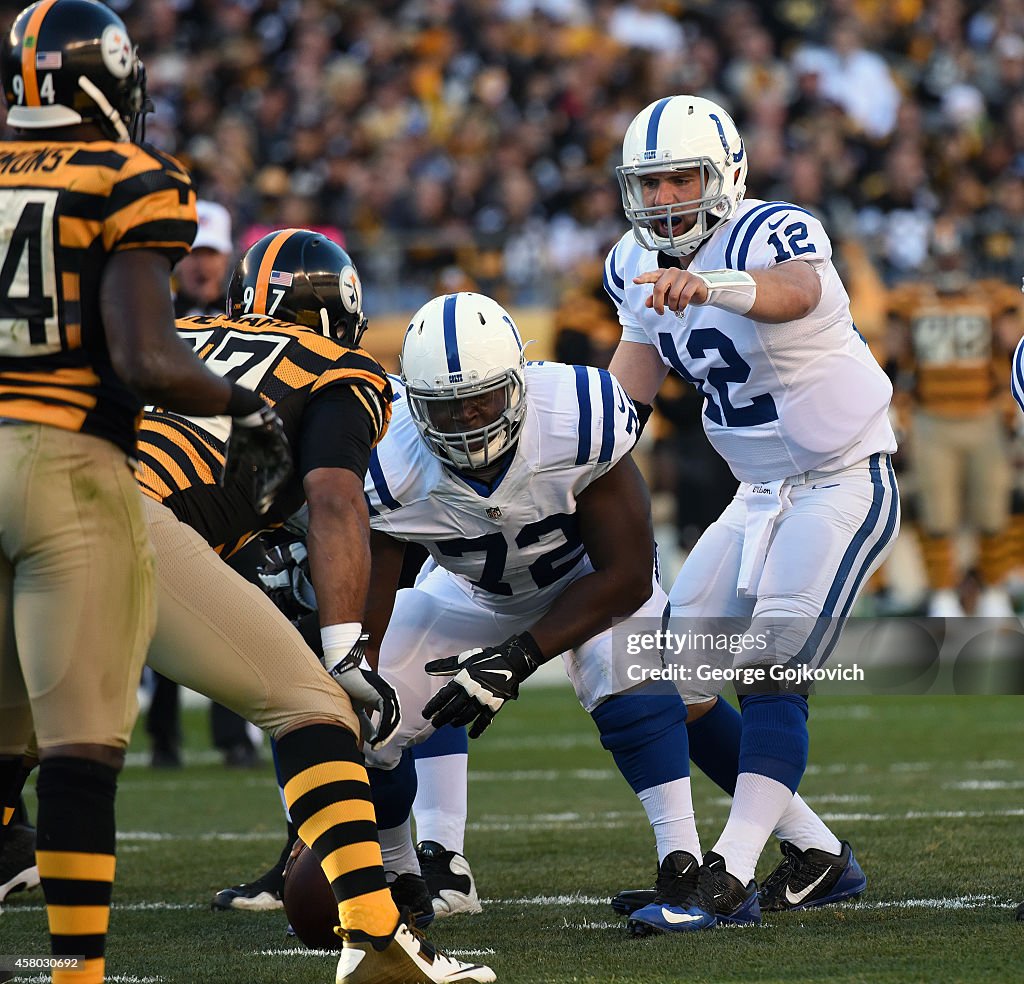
[{"left": 282, "top": 840, "right": 340, "bottom": 950}]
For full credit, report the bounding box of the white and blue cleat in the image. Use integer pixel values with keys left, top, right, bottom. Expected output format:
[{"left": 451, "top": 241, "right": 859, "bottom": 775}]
[{"left": 626, "top": 851, "right": 718, "bottom": 935}]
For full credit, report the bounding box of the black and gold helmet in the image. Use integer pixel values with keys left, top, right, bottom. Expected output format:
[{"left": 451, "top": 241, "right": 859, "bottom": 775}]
[
  {"left": 2, "top": 0, "right": 148, "bottom": 143},
  {"left": 227, "top": 229, "right": 368, "bottom": 348}
]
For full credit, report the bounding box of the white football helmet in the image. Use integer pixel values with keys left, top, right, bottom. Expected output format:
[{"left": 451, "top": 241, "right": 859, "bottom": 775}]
[
  {"left": 617, "top": 95, "right": 748, "bottom": 257},
  {"left": 401, "top": 292, "right": 526, "bottom": 471}
]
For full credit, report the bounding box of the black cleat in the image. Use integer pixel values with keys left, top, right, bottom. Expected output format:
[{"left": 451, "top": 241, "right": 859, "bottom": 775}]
[
  {"left": 611, "top": 887, "right": 655, "bottom": 917},
  {"left": 1016, "top": 899, "right": 1024, "bottom": 922},
  {"left": 388, "top": 871, "right": 435, "bottom": 928},
  {"left": 416, "top": 841, "right": 481, "bottom": 918},
  {"left": 703, "top": 851, "right": 761, "bottom": 925},
  {"left": 211, "top": 840, "right": 289, "bottom": 911},
  {"left": 0, "top": 824, "right": 39, "bottom": 909},
  {"left": 626, "top": 851, "right": 717, "bottom": 935},
  {"left": 759, "top": 840, "right": 866, "bottom": 912}
]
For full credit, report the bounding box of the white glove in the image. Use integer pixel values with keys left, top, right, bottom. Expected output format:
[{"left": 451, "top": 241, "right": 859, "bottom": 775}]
[{"left": 321, "top": 623, "right": 401, "bottom": 750}]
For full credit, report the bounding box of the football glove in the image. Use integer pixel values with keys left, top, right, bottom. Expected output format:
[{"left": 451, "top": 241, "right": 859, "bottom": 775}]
[
  {"left": 423, "top": 632, "right": 543, "bottom": 738},
  {"left": 258, "top": 539, "right": 317, "bottom": 620},
  {"left": 222, "top": 403, "right": 292, "bottom": 515},
  {"left": 323, "top": 629, "right": 401, "bottom": 751}
]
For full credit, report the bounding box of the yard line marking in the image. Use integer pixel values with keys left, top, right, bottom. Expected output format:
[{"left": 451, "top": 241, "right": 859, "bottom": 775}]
[
  {"left": 256, "top": 947, "right": 496, "bottom": 957},
  {"left": 945, "top": 780, "right": 1024, "bottom": 790}
]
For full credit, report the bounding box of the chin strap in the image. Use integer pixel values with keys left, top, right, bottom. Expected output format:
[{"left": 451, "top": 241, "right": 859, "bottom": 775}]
[{"left": 78, "top": 75, "right": 130, "bottom": 142}]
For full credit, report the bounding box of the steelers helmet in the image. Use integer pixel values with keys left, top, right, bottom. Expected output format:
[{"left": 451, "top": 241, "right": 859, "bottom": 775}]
[
  {"left": 227, "top": 229, "right": 368, "bottom": 348},
  {"left": 2, "top": 0, "right": 148, "bottom": 143}
]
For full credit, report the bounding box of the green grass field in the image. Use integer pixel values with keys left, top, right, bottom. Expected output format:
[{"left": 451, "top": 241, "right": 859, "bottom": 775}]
[{"left": 3, "top": 688, "right": 1024, "bottom": 984}]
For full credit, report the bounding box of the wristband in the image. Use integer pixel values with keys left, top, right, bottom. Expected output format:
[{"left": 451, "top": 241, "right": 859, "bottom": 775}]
[
  {"left": 692, "top": 269, "right": 756, "bottom": 315},
  {"left": 225, "top": 382, "right": 263, "bottom": 418},
  {"left": 321, "top": 622, "right": 364, "bottom": 672}
]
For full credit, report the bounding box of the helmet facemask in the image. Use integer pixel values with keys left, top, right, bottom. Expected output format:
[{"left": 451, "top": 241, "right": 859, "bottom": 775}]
[
  {"left": 406, "top": 368, "right": 525, "bottom": 472},
  {"left": 617, "top": 158, "right": 729, "bottom": 257}
]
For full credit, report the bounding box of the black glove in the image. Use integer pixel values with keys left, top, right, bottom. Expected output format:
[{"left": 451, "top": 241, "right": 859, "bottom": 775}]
[
  {"left": 258, "top": 539, "right": 316, "bottom": 620},
  {"left": 422, "top": 632, "right": 543, "bottom": 738},
  {"left": 323, "top": 632, "right": 402, "bottom": 751},
  {"left": 222, "top": 403, "right": 292, "bottom": 515}
]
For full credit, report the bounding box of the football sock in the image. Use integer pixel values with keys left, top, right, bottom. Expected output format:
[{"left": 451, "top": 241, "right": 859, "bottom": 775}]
[
  {"left": 275, "top": 724, "right": 397, "bottom": 938},
  {"left": 35, "top": 756, "right": 118, "bottom": 984},
  {"left": 686, "top": 697, "right": 741, "bottom": 795},
  {"left": 775, "top": 797, "right": 842, "bottom": 855},
  {"left": 413, "top": 727, "right": 468, "bottom": 853},
  {"left": 711, "top": 695, "right": 809, "bottom": 884},
  {"left": 368, "top": 751, "right": 420, "bottom": 875},
  {"left": 591, "top": 690, "right": 700, "bottom": 862},
  {"left": 379, "top": 817, "right": 420, "bottom": 877},
  {"left": 711, "top": 772, "right": 794, "bottom": 886},
  {"left": 686, "top": 697, "right": 840, "bottom": 853}
]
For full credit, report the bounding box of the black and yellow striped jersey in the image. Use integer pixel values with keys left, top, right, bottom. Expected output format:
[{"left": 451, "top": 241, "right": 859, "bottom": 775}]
[
  {"left": 0, "top": 140, "right": 196, "bottom": 454},
  {"left": 137, "top": 313, "right": 392, "bottom": 556}
]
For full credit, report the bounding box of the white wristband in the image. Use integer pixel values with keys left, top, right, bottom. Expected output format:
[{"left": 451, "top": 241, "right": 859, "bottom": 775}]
[
  {"left": 321, "top": 622, "right": 363, "bottom": 672},
  {"left": 693, "top": 270, "right": 757, "bottom": 315}
]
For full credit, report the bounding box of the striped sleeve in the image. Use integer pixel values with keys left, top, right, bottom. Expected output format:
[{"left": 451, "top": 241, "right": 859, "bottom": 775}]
[
  {"left": 603, "top": 241, "right": 626, "bottom": 306},
  {"left": 103, "top": 145, "right": 197, "bottom": 263},
  {"left": 1011, "top": 335, "right": 1024, "bottom": 413},
  {"left": 570, "top": 364, "right": 639, "bottom": 479},
  {"left": 722, "top": 201, "right": 830, "bottom": 272}
]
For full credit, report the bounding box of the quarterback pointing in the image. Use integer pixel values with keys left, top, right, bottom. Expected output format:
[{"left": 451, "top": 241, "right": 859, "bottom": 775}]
[{"left": 604, "top": 96, "right": 898, "bottom": 929}]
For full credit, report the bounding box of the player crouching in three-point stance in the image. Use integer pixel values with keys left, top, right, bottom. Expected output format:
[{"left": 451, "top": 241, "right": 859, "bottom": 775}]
[
  {"left": 604, "top": 96, "right": 898, "bottom": 930},
  {"left": 359, "top": 292, "right": 724, "bottom": 934}
]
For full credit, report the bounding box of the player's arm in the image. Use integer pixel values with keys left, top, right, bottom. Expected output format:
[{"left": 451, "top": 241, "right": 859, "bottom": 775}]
[
  {"left": 424, "top": 454, "right": 655, "bottom": 737},
  {"left": 362, "top": 530, "right": 407, "bottom": 671},
  {"left": 525, "top": 454, "right": 654, "bottom": 657},
  {"left": 299, "top": 384, "right": 400, "bottom": 749},
  {"left": 632, "top": 258, "right": 822, "bottom": 323},
  {"left": 102, "top": 250, "right": 243, "bottom": 414},
  {"left": 608, "top": 339, "right": 670, "bottom": 407}
]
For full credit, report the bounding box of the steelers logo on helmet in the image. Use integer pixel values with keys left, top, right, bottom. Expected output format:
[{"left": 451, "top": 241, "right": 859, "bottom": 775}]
[
  {"left": 100, "top": 23, "right": 134, "bottom": 80},
  {"left": 339, "top": 264, "right": 362, "bottom": 314}
]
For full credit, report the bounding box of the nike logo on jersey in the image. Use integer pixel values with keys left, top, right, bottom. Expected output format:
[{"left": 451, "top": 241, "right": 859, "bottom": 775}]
[
  {"left": 767, "top": 216, "right": 787, "bottom": 230},
  {"left": 811, "top": 483, "right": 840, "bottom": 490},
  {"left": 784, "top": 870, "right": 831, "bottom": 905},
  {"left": 659, "top": 906, "right": 704, "bottom": 924}
]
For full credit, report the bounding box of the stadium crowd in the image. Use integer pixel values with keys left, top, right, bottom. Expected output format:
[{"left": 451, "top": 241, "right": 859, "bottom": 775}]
[{"left": 32, "top": 0, "right": 1019, "bottom": 617}]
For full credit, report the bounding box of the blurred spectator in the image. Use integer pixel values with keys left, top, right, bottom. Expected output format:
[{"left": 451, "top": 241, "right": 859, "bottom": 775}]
[{"left": 887, "top": 220, "right": 1021, "bottom": 616}]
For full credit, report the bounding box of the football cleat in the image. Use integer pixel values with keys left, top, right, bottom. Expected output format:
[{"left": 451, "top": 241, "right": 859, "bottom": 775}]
[
  {"left": 416, "top": 841, "right": 482, "bottom": 918},
  {"left": 626, "top": 851, "right": 717, "bottom": 935},
  {"left": 703, "top": 852, "right": 761, "bottom": 925},
  {"left": 0, "top": 824, "right": 40, "bottom": 908},
  {"left": 211, "top": 841, "right": 290, "bottom": 911},
  {"left": 759, "top": 839, "right": 866, "bottom": 912},
  {"left": 387, "top": 871, "right": 435, "bottom": 929},
  {"left": 610, "top": 887, "right": 654, "bottom": 917},
  {"left": 336, "top": 908, "right": 495, "bottom": 983}
]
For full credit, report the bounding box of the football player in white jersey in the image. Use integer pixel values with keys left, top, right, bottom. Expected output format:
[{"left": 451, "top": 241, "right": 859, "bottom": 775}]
[
  {"left": 603, "top": 95, "right": 899, "bottom": 927},
  {"left": 361, "top": 291, "right": 726, "bottom": 933}
]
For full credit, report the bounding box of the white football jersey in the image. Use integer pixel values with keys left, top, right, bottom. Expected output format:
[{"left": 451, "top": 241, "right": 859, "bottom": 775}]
[
  {"left": 365, "top": 362, "right": 640, "bottom": 615},
  {"left": 605, "top": 199, "right": 896, "bottom": 482}
]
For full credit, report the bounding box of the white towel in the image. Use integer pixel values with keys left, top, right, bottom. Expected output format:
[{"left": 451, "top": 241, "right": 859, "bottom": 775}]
[{"left": 736, "top": 479, "right": 790, "bottom": 598}]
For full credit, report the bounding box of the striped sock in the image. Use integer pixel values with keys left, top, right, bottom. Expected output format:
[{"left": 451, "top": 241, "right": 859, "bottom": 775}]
[
  {"left": 275, "top": 724, "right": 398, "bottom": 939},
  {"left": 35, "top": 756, "right": 118, "bottom": 984}
]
